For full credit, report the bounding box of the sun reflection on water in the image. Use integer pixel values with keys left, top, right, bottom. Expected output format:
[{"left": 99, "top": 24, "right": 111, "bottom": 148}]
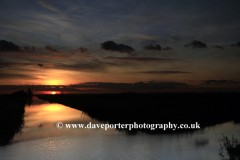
[
  {"left": 43, "top": 104, "right": 65, "bottom": 112},
  {"left": 23, "top": 102, "right": 92, "bottom": 129}
]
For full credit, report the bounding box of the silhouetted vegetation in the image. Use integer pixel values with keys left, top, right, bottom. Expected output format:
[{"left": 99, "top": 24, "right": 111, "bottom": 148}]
[
  {"left": 27, "top": 88, "right": 33, "bottom": 98},
  {"left": 36, "top": 92, "right": 240, "bottom": 133},
  {"left": 219, "top": 134, "right": 240, "bottom": 160},
  {"left": 0, "top": 90, "right": 30, "bottom": 146}
]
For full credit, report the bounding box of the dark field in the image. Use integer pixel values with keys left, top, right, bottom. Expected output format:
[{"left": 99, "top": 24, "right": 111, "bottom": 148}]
[{"left": 36, "top": 92, "right": 240, "bottom": 133}]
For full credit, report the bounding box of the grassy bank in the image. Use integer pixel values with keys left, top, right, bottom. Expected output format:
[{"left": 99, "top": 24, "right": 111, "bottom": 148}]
[
  {"left": 36, "top": 92, "right": 240, "bottom": 133},
  {"left": 0, "top": 90, "right": 30, "bottom": 145}
]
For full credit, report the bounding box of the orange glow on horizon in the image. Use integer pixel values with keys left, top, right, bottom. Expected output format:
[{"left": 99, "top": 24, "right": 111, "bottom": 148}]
[
  {"left": 37, "top": 69, "right": 87, "bottom": 85},
  {"left": 45, "top": 79, "right": 63, "bottom": 85},
  {"left": 40, "top": 91, "right": 61, "bottom": 94}
]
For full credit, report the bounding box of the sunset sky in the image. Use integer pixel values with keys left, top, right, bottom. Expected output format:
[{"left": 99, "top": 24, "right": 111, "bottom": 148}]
[{"left": 0, "top": 0, "right": 240, "bottom": 93}]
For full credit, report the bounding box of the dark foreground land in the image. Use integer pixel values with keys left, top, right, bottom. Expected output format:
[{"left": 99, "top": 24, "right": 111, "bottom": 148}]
[
  {"left": 37, "top": 92, "right": 240, "bottom": 133},
  {"left": 0, "top": 91, "right": 30, "bottom": 145}
]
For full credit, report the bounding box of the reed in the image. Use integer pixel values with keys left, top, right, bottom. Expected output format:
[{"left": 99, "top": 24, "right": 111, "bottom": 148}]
[{"left": 219, "top": 134, "right": 240, "bottom": 160}]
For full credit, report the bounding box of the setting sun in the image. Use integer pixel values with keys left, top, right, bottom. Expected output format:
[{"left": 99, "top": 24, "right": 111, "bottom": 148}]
[{"left": 52, "top": 91, "right": 56, "bottom": 95}]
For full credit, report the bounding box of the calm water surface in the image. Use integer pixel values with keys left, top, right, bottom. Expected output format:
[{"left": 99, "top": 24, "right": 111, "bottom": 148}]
[{"left": 0, "top": 96, "right": 239, "bottom": 160}]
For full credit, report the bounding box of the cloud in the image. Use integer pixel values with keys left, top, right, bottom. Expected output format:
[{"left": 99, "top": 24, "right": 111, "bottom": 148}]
[
  {"left": 37, "top": 0, "right": 62, "bottom": 15},
  {"left": 171, "top": 35, "right": 181, "bottom": 41},
  {"left": 138, "top": 71, "right": 192, "bottom": 74},
  {"left": 212, "top": 45, "right": 224, "bottom": 50},
  {"left": 101, "top": 41, "right": 134, "bottom": 54},
  {"left": 37, "top": 64, "right": 44, "bottom": 67},
  {"left": 143, "top": 44, "right": 161, "bottom": 51},
  {"left": 0, "top": 62, "right": 11, "bottom": 68},
  {"left": 0, "top": 62, "right": 46, "bottom": 70},
  {"left": 78, "top": 47, "right": 89, "bottom": 53},
  {"left": 51, "top": 59, "right": 116, "bottom": 72},
  {"left": 1, "top": 49, "right": 72, "bottom": 61},
  {"left": 45, "top": 46, "right": 61, "bottom": 54},
  {"left": 70, "top": 47, "right": 90, "bottom": 55},
  {"left": 21, "top": 46, "right": 36, "bottom": 52},
  {"left": 0, "top": 40, "right": 36, "bottom": 54},
  {"left": 231, "top": 41, "right": 240, "bottom": 47},
  {"left": 0, "top": 85, "right": 78, "bottom": 92},
  {"left": 74, "top": 81, "right": 189, "bottom": 91},
  {"left": 163, "top": 47, "right": 173, "bottom": 51},
  {"left": 127, "top": 34, "right": 159, "bottom": 40},
  {"left": 0, "top": 73, "right": 38, "bottom": 80},
  {"left": 103, "top": 56, "right": 179, "bottom": 62},
  {"left": 201, "top": 79, "right": 239, "bottom": 85},
  {"left": 37, "top": 0, "right": 80, "bottom": 32},
  {"left": 0, "top": 63, "right": 30, "bottom": 68},
  {"left": 0, "top": 81, "right": 188, "bottom": 92},
  {"left": 0, "top": 40, "right": 20, "bottom": 52},
  {"left": 184, "top": 40, "right": 207, "bottom": 49}
]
